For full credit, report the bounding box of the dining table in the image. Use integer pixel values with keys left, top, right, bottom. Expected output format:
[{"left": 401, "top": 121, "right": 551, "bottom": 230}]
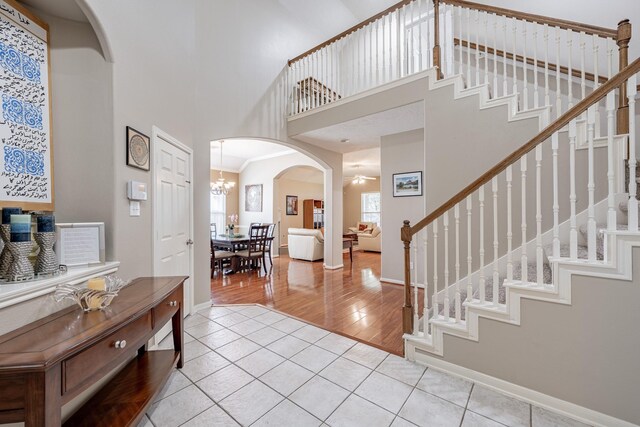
[{"left": 211, "top": 233, "right": 275, "bottom": 274}]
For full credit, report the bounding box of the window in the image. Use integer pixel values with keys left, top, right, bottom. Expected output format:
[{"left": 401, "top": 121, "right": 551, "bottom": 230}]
[
  {"left": 361, "top": 192, "right": 381, "bottom": 225},
  {"left": 210, "top": 193, "right": 226, "bottom": 237}
]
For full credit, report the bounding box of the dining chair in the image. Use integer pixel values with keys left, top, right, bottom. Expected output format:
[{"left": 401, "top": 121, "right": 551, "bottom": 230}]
[
  {"left": 236, "top": 224, "right": 269, "bottom": 274},
  {"left": 262, "top": 223, "right": 276, "bottom": 271},
  {"left": 211, "top": 239, "right": 235, "bottom": 278}
]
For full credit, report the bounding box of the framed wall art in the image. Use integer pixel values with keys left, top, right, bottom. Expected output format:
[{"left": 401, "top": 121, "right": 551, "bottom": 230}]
[
  {"left": 286, "top": 195, "right": 298, "bottom": 215},
  {"left": 393, "top": 171, "right": 422, "bottom": 197},
  {"left": 126, "top": 126, "right": 150, "bottom": 171},
  {"left": 245, "top": 184, "right": 263, "bottom": 212}
]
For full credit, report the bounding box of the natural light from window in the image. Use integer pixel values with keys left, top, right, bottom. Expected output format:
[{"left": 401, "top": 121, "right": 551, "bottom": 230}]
[
  {"left": 361, "top": 192, "right": 381, "bottom": 225},
  {"left": 210, "top": 193, "right": 226, "bottom": 237}
]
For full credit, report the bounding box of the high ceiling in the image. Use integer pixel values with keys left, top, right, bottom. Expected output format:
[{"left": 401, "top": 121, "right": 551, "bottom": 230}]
[
  {"left": 210, "top": 139, "right": 295, "bottom": 172},
  {"left": 19, "top": 0, "right": 88, "bottom": 22},
  {"left": 278, "top": 165, "right": 324, "bottom": 184}
]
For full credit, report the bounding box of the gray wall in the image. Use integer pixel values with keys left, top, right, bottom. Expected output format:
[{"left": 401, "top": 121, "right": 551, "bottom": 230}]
[{"left": 437, "top": 248, "right": 640, "bottom": 425}]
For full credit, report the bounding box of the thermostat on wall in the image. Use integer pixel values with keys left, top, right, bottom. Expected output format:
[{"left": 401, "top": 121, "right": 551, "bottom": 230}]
[{"left": 127, "top": 180, "right": 148, "bottom": 201}]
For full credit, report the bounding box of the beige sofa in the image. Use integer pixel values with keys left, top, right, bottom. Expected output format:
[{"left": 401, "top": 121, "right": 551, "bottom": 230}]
[
  {"left": 358, "top": 226, "right": 381, "bottom": 252},
  {"left": 348, "top": 221, "right": 376, "bottom": 234},
  {"left": 288, "top": 228, "right": 324, "bottom": 261}
]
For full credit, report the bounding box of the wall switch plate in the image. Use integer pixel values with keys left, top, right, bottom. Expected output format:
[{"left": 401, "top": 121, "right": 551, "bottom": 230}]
[{"left": 129, "top": 200, "right": 141, "bottom": 217}]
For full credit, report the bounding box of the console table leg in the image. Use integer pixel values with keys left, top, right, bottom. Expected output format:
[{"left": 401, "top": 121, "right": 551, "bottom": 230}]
[
  {"left": 172, "top": 305, "right": 184, "bottom": 369},
  {"left": 25, "top": 368, "right": 61, "bottom": 427}
]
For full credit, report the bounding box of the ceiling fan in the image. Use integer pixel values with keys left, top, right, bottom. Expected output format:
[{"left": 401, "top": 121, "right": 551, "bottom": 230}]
[{"left": 344, "top": 165, "right": 377, "bottom": 185}]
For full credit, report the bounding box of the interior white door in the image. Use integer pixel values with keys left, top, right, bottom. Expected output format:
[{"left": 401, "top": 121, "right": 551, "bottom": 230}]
[{"left": 154, "top": 129, "right": 193, "bottom": 320}]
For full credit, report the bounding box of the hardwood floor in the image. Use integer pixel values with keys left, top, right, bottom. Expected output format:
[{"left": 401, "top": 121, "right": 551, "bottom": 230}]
[{"left": 210, "top": 250, "right": 413, "bottom": 355}]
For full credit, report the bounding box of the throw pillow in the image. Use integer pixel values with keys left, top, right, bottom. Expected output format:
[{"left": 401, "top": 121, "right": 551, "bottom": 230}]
[{"left": 358, "top": 223, "right": 368, "bottom": 231}]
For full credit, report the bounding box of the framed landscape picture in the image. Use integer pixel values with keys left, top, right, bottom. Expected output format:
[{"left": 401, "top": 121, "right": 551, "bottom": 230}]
[
  {"left": 393, "top": 171, "right": 422, "bottom": 197},
  {"left": 286, "top": 195, "right": 298, "bottom": 215},
  {"left": 245, "top": 184, "right": 263, "bottom": 212}
]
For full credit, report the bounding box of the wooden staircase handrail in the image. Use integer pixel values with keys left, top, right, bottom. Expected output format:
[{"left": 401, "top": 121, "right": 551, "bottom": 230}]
[
  {"left": 404, "top": 57, "right": 640, "bottom": 240},
  {"left": 442, "top": 0, "right": 618, "bottom": 39},
  {"left": 287, "top": 0, "right": 621, "bottom": 66}
]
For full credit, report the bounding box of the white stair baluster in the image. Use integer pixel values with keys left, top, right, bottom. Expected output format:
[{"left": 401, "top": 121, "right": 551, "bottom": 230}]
[
  {"left": 544, "top": 24, "right": 550, "bottom": 107},
  {"left": 382, "top": 17, "right": 387, "bottom": 84},
  {"left": 367, "top": 24, "right": 372, "bottom": 90},
  {"left": 413, "top": 240, "right": 419, "bottom": 335},
  {"left": 533, "top": 23, "right": 539, "bottom": 108},
  {"left": 479, "top": 186, "right": 486, "bottom": 302},
  {"left": 593, "top": 35, "right": 599, "bottom": 89},
  {"left": 536, "top": 145, "right": 543, "bottom": 286},
  {"left": 552, "top": 132, "right": 560, "bottom": 258},
  {"left": 410, "top": 1, "right": 415, "bottom": 75},
  {"left": 483, "top": 12, "right": 489, "bottom": 85},
  {"left": 418, "top": 0, "right": 424, "bottom": 72},
  {"left": 607, "top": 92, "right": 617, "bottom": 232},
  {"left": 454, "top": 204, "right": 461, "bottom": 322},
  {"left": 502, "top": 16, "right": 508, "bottom": 97},
  {"left": 521, "top": 154, "right": 528, "bottom": 283},
  {"left": 312, "top": 52, "right": 317, "bottom": 110},
  {"left": 443, "top": 212, "right": 450, "bottom": 321},
  {"left": 628, "top": 75, "right": 638, "bottom": 232},
  {"left": 493, "top": 16, "right": 498, "bottom": 96},
  {"left": 458, "top": 6, "right": 462, "bottom": 76},
  {"left": 375, "top": 21, "right": 379, "bottom": 87},
  {"left": 580, "top": 32, "right": 586, "bottom": 101},
  {"left": 432, "top": 219, "right": 439, "bottom": 320},
  {"left": 512, "top": 18, "right": 518, "bottom": 103},
  {"left": 466, "top": 196, "right": 473, "bottom": 303},
  {"left": 423, "top": 228, "right": 430, "bottom": 337},
  {"left": 506, "top": 165, "right": 513, "bottom": 281},
  {"left": 396, "top": 9, "right": 402, "bottom": 79},
  {"left": 390, "top": 12, "right": 394, "bottom": 80},
  {"left": 567, "top": 30, "right": 574, "bottom": 109},
  {"left": 467, "top": 8, "right": 472, "bottom": 86},
  {"left": 569, "top": 119, "right": 578, "bottom": 259},
  {"left": 607, "top": 38, "right": 613, "bottom": 79},
  {"left": 522, "top": 21, "right": 529, "bottom": 110},
  {"left": 475, "top": 10, "right": 480, "bottom": 86},
  {"left": 492, "top": 177, "right": 499, "bottom": 305},
  {"left": 587, "top": 105, "right": 597, "bottom": 261},
  {"left": 555, "top": 27, "right": 562, "bottom": 118}
]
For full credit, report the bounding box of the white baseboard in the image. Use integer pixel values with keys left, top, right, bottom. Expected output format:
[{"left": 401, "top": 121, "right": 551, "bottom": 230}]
[
  {"left": 324, "top": 264, "right": 344, "bottom": 270},
  {"left": 412, "top": 350, "right": 637, "bottom": 427},
  {"left": 380, "top": 277, "right": 425, "bottom": 288}
]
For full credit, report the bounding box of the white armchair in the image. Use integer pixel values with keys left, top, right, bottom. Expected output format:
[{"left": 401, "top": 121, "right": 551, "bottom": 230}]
[
  {"left": 288, "top": 228, "right": 324, "bottom": 261},
  {"left": 358, "top": 226, "right": 381, "bottom": 252},
  {"left": 348, "top": 221, "right": 375, "bottom": 234}
]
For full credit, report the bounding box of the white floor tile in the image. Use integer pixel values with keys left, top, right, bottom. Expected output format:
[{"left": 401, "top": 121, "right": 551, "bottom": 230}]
[
  {"left": 215, "top": 312, "right": 250, "bottom": 327},
  {"left": 319, "top": 357, "right": 372, "bottom": 391},
  {"left": 461, "top": 410, "right": 505, "bottom": 427},
  {"left": 390, "top": 416, "right": 418, "bottom": 427},
  {"left": 219, "top": 380, "right": 284, "bottom": 426},
  {"left": 376, "top": 354, "right": 426, "bottom": 387},
  {"left": 266, "top": 335, "right": 311, "bottom": 358},
  {"left": 147, "top": 384, "right": 214, "bottom": 427},
  {"left": 153, "top": 370, "right": 191, "bottom": 403},
  {"left": 290, "top": 376, "right": 350, "bottom": 421},
  {"left": 184, "top": 313, "right": 212, "bottom": 328},
  {"left": 254, "top": 311, "right": 288, "bottom": 325},
  {"left": 236, "top": 305, "right": 271, "bottom": 317},
  {"left": 215, "top": 337, "right": 261, "bottom": 362},
  {"left": 467, "top": 385, "right": 530, "bottom": 427},
  {"left": 327, "top": 394, "right": 395, "bottom": 427},
  {"left": 196, "top": 364, "right": 254, "bottom": 402},
  {"left": 259, "top": 360, "right": 315, "bottom": 396},
  {"left": 291, "top": 345, "right": 339, "bottom": 373},
  {"left": 181, "top": 351, "right": 230, "bottom": 382},
  {"left": 227, "top": 318, "right": 267, "bottom": 336},
  {"left": 136, "top": 415, "right": 153, "bottom": 427},
  {"left": 532, "top": 406, "right": 590, "bottom": 427},
  {"left": 416, "top": 368, "right": 473, "bottom": 407},
  {"left": 398, "top": 388, "right": 464, "bottom": 427},
  {"left": 184, "top": 332, "right": 195, "bottom": 343},
  {"left": 355, "top": 371, "right": 413, "bottom": 414},
  {"left": 291, "top": 324, "right": 331, "bottom": 343},
  {"left": 199, "top": 328, "right": 242, "bottom": 350},
  {"left": 185, "top": 320, "right": 225, "bottom": 339},
  {"left": 253, "top": 399, "right": 322, "bottom": 427},
  {"left": 271, "top": 317, "right": 308, "bottom": 334},
  {"left": 235, "top": 348, "right": 285, "bottom": 377},
  {"left": 180, "top": 405, "right": 240, "bottom": 426},
  {"left": 246, "top": 326, "right": 287, "bottom": 346},
  {"left": 200, "top": 306, "right": 234, "bottom": 320},
  {"left": 183, "top": 340, "right": 212, "bottom": 362},
  {"left": 343, "top": 342, "right": 388, "bottom": 369},
  {"left": 315, "top": 333, "right": 357, "bottom": 355}
]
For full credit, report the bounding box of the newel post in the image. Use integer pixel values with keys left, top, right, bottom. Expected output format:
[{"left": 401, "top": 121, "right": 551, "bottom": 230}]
[
  {"left": 402, "top": 220, "right": 414, "bottom": 334},
  {"left": 433, "top": 0, "right": 442, "bottom": 79},
  {"left": 617, "top": 19, "right": 632, "bottom": 135}
]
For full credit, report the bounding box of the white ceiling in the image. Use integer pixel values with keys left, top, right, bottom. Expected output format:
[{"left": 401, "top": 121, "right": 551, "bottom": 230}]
[
  {"left": 294, "top": 102, "right": 424, "bottom": 153},
  {"left": 278, "top": 165, "right": 324, "bottom": 184},
  {"left": 210, "top": 139, "right": 295, "bottom": 172},
  {"left": 19, "top": 0, "right": 88, "bottom": 22},
  {"left": 344, "top": 148, "right": 380, "bottom": 178}
]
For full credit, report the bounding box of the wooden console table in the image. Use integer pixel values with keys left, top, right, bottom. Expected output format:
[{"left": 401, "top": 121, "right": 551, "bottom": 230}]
[{"left": 0, "top": 276, "right": 187, "bottom": 427}]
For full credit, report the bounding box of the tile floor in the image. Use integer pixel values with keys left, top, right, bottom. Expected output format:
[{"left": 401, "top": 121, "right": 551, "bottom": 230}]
[{"left": 140, "top": 304, "right": 591, "bottom": 427}]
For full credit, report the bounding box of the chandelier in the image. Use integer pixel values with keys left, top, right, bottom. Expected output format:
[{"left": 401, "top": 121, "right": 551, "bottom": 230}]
[{"left": 210, "top": 140, "right": 235, "bottom": 195}]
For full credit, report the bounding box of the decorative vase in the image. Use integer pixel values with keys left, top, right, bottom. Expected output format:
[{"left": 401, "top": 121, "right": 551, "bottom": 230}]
[
  {"left": 34, "top": 232, "right": 58, "bottom": 275},
  {"left": 6, "top": 240, "right": 34, "bottom": 281},
  {"left": 0, "top": 224, "right": 13, "bottom": 278},
  {"left": 228, "top": 225, "right": 234, "bottom": 237}
]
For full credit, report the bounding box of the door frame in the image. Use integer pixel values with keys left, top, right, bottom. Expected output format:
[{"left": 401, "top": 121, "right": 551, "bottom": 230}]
[{"left": 151, "top": 126, "right": 195, "bottom": 316}]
